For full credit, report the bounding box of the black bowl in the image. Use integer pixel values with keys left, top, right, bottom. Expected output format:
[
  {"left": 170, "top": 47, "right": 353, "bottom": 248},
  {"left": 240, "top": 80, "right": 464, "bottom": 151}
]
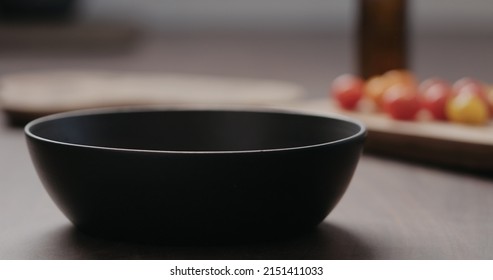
[{"left": 25, "top": 107, "right": 365, "bottom": 244}]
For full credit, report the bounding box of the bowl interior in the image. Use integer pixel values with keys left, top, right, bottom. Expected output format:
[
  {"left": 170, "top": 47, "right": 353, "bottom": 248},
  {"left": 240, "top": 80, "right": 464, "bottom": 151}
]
[{"left": 27, "top": 109, "right": 363, "bottom": 152}]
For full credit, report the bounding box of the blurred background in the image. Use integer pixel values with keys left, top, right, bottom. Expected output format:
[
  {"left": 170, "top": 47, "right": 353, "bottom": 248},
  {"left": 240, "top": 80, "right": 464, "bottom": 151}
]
[
  {"left": 0, "top": 0, "right": 492, "bottom": 121},
  {"left": 79, "top": 0, "right": 493, "bottom": 35}
]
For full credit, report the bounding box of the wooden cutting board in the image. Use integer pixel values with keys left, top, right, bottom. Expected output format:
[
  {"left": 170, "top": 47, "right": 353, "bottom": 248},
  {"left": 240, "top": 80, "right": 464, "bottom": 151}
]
[
  {"left": 0, "top": 70, "right": 305, "bottom": 125},
  {"left": 295, "top": 98, "right": 493, "bottom": 173}
]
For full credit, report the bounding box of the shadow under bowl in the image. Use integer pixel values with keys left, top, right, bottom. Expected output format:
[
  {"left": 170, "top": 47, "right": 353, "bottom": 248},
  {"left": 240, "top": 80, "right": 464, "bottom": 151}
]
[{"left": 25, "top": 107, "right": 365, "bottom": 244}]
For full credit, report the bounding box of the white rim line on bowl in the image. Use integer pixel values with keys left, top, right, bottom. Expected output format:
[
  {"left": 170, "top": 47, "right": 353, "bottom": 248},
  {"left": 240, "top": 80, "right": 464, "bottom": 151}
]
[{"left": 25, "top": 105, "right": 367, "bottom": 155}]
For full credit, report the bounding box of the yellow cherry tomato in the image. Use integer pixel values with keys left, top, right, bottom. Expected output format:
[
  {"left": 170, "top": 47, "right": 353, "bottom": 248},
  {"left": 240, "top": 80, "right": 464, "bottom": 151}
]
[
  {"left": 363, "top": 76, "right": 391, "bottom": 108},
  {"left": 383, "top": 69, "right": 417, "bottom": 87},
  {"left": 446, "top": 93, "right": 489, "bottom": 125}
]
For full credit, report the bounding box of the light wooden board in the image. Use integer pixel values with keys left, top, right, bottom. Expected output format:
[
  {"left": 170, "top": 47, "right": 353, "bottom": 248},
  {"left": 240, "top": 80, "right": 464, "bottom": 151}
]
[
  {"left": 295, "top": 98, "right": 493, "bottom": 173},
  {"left": 0, "top": 70, "right": 305, "bottom": 125}
]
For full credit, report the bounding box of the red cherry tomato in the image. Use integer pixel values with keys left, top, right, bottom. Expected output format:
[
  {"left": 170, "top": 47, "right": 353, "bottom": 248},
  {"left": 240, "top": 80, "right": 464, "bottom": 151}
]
[
  {"left": 382, "top": 84, "right": 421, "bottom": 120},
  {"left": 419, "top": 78, "right": 449, "bottom": 93},
  {"left": 452, "top": 77, "right": 486, "bottom": 96},
  {"left": 420, "top": 80, "right": 452, "bottom": 120},
  {"left": 331, "top": 74, "right": 364, "bottom": 110}
]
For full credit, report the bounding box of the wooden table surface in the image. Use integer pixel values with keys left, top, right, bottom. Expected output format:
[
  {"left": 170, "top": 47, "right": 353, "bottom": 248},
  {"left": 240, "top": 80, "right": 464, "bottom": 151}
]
[{"left": 0, "top": 31, "right": 492, "bottom": 259}]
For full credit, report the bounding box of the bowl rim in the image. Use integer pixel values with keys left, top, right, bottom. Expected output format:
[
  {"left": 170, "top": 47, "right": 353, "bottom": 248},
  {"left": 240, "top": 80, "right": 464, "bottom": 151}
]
[{"left": 25, "top": 105, "right": 366, "bottom": 154}]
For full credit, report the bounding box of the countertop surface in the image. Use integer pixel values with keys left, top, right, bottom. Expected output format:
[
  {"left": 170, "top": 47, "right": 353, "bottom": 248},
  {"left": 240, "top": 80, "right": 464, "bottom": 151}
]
[{"left": 1, "top": 31, "right": 492, "bottom": 259}]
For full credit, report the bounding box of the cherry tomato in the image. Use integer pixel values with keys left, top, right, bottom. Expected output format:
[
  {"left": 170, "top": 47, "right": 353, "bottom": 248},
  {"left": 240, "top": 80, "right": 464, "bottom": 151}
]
[
  {"left": 419, "top": 78, "right": 449, "bottom": 93},
  {"left": 331, "top": 74, "right": 364, "bottom": 110},
  {"left": 419, "top": 80, "right": 452, "bottom": 120},
  {"left": 382, "top": 84, "right": 421, "bottom": 121},
  {"left": 363, "top": 75, "right": 391, "bottom": 108},
  {"left": 383, "top": 69, "right": 417, "bottom": 87},
  {"left": 364, "top": 69, "right": 416, "bottom": 109},
  {"left": 446, "top": 92, "right": 489, "bottom": 125},
  {"left": 452, "top": 77, "right": 487, "bottom": 96},
  {"left": 452, "top": 77, "right": 491, "bottom": 116}
]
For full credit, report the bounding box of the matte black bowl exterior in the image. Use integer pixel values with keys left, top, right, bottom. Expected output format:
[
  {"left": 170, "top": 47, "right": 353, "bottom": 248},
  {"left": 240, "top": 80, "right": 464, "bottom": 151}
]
[{"left": 25, "top": 108, "right": 365, "bottom": 244}]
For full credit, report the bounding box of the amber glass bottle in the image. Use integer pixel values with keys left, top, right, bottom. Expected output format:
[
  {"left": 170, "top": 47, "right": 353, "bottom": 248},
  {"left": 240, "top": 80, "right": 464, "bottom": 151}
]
[{"left": 357, "top": 0, "right": 408, "bottom": 79}]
